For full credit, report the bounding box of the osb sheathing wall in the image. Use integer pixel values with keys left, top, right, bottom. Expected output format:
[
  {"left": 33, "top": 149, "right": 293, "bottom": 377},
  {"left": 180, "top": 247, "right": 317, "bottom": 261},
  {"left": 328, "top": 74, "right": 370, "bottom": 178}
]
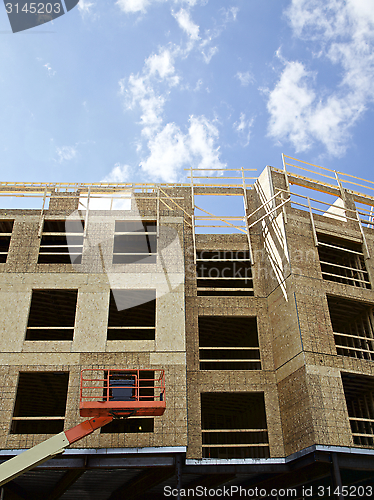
[
  {"left": 0, "top": 193, "right": 187, "bottom": 450},
  {"left": 2, "top": 172, "right": 374, "bottom": 459},
  {"left": 262, "top": 167, "right": 374, "bottom": 456},
  {"left": 185, "top": 228, "right": 285, "bottom": 459}
]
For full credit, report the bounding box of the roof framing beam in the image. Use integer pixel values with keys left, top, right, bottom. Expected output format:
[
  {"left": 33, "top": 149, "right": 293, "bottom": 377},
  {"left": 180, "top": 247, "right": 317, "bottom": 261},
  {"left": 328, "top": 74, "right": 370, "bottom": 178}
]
[
  {"left": 108, "top": 466, "right": 175, "bottom": 500},
  {"left": 45, "top": 469, "right": 85, "bottom": 500}
]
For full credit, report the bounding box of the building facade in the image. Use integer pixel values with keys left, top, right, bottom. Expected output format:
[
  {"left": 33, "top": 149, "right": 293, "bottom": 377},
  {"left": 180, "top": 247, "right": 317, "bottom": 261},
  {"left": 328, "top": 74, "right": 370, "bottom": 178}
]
[{"left": 0, "top": 156, "right": 373, "bottom": 498}]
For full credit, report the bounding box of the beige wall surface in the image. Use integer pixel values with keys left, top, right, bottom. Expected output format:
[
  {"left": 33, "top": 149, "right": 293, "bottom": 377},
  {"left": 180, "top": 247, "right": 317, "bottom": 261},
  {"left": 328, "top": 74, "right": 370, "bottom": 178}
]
[{"left": 0, "top": 211, "right": 187, "bottom": 451}]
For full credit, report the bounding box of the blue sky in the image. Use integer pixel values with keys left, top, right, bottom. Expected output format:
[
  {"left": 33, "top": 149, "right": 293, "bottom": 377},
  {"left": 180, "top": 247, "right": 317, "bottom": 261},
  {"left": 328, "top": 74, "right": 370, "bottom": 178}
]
[{"left": 1, "top": 0, "right": 374, "bottom": 186}]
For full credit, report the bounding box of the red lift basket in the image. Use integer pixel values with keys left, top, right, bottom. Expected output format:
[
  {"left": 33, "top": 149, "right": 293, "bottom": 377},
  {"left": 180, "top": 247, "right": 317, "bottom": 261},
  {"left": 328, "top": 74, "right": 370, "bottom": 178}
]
[{"left": 79, "top": 369, "right": 166, "bottom": 418}]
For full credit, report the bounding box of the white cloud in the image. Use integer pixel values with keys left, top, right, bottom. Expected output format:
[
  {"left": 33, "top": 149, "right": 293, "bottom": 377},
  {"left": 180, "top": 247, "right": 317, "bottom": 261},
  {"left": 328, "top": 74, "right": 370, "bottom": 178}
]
[
  {"left": 78, "top": 0, "right": 95, "bottom": 16},
  {"left": 145, "top": 49, "right": 179, "bottom": 81},
  {"left": 139, "top": 94, "right": 166, "bottom": 134},
  {"left": 37, "top": 58, "right": 55, "bottom": 77},
  {"left": 170, "top": 2, "right": 236, "bottom": 64},
  {"left": 267, "top": 60, "right": 363, "bottom": 155},
  {"left": 116, "top": 0, "right": 153, "bottom": 14},
  {"left": 173, "top": 8, "right": 200, "bottom": 40},
  {"left": 56, "top": 146, "right": 77, "bottom": 162},
  {"left": 140, "top": 115, "right": 225, "bottom": 182},
  {"left": 101, "top": 163, "right": 131, "bottom": 182},
  {"left": 118, "top": 2, "right": 235, "bottom": 178},
  {"left": 267, "top": 0, "right": 374, "bottom": 155},
  {"left": 140, "top": 122, "right": 189, "bottom": 181},
  {"left": 235, "top": 71, "right": 254, "bottom": 87},
  {"left": 233, "top": 113, "right": 254, "bottom": 146},
  {"left": 188, "top": 115, "right": 224, "bottom": 170},
  {"left": 221, "top": 6, "right": 239, "bottom": 23},
  {"left": 234, "top": 113, "right": 247, "bottom": 133},
  {"left": 201, "top": 46, "right": 218, "bottom": 63},
  {"left": 194, "top": 79, "right": 203, "bottom": 91},
  {"left": 120, "top": 47, "right": 181, "bottom": 139},
  {"left": 267, "top": 61, "right": 316, "bottom": 152},
  {"left": 44, "top": 63, "right": 56, "bottom": 77},
  {"left": 116, "top": 0, "right": 203, "bottom": 14}
]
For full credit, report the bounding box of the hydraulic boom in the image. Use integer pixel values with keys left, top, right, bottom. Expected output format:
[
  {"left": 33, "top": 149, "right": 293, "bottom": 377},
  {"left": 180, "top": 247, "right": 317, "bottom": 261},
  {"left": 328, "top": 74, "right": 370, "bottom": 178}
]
[{"left": 0, "top": 416, "right": 113, "bottom": 487}]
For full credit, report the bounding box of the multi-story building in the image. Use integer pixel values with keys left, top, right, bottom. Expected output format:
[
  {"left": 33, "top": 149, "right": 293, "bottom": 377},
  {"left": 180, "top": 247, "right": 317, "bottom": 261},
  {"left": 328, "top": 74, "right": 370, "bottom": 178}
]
[{"left": 0, "top": 155, "right": 373, "bottom": 499}]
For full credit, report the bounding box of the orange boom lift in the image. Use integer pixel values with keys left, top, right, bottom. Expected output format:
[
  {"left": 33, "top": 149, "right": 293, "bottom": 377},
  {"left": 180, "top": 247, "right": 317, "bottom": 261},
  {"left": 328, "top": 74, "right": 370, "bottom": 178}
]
[{"left": 0, "top": 369, "right": 166, "bottom": 486}]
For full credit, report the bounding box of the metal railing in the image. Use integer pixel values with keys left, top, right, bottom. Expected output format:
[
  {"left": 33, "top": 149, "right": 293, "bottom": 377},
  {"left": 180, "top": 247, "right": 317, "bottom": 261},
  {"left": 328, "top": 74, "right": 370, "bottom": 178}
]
[{"left": 80, "top": 369, "right": 165, "bottom": 404}]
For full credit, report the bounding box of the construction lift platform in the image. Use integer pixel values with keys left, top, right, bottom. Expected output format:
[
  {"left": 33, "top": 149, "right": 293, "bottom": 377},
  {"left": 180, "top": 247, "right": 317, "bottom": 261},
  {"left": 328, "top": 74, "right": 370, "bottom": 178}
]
[{"left": 0, "top": 369, "right": 165, "bottom": 487}]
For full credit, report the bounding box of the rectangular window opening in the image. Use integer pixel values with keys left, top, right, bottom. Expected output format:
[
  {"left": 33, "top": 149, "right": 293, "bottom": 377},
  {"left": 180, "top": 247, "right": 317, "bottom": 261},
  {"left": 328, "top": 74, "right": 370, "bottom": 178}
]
[
  {"left": 201, "top": 393, "right": 269, "bottom": 459},
  {"left": 327, "top": 296, "right": 374, "bottom": 361},
  {"left": 199, "top": 317, "right": 261, "bottom": 371},
  {"left": 26, "top": 289, "right": 78, "bottom": 341},
  {"left": 113, "top": 220, "right": 157, "bottom": 264},
  {"left": 38, "top": 219, "right": 84, "bottom": 264},
  {"left": 101, "top": 417, "right": 154, "bottom": 433},
  {"left": 196, "top": 250, "right": 253, "bottom": 297},
  {"left": 317, "top": 233, "right": 371, "bottom": 289},
  {"left": 194, "top": 194, "right": 247, "bottom": 235},
  {"left": 11, "top": 372, "right": 69, "bottom": 434},
  {"left": 341, "top": 373, "right": 374, "bottom": 447},
  {"left": 107, "top": 290, "right": 156, "bottom": 340},
  {"left": 0, "top": 220, "right": 14, "bottom": 263}
]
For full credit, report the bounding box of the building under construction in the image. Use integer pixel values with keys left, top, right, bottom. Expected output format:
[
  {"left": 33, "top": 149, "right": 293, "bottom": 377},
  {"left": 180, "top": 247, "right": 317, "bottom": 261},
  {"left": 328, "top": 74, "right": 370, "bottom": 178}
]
[{"left": 0, "top": 155, "right": 373, "bottom": 499}]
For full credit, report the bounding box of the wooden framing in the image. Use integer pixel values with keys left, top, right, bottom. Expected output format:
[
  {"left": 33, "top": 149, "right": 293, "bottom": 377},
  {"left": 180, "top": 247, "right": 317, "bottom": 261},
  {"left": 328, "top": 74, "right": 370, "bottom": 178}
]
[{"left": 0, "top": 220, "right": 14, "bottom": 263}]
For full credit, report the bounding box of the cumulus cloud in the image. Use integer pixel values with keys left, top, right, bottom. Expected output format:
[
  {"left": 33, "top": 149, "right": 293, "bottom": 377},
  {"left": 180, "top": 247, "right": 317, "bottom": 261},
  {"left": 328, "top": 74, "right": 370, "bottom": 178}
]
[
  {"left": 120, "top": 48, "right": 179, "bottom": 138},
  {"left": 101, "top": 163, "right": 131, "bottom": 182},
  {"left": 267, "top": 0, "right": 374, "bottom": 155},
  {"left": 140, "top": 123, "right": 189, "bottom": 181},
  {"left": 117, "top": 2, "right": 235, "bottom": 181},
  {"left": 140, "top": 115, "right": 225, "bottom": 182},
  {"left": 173, "top": 8, "right": 200, "bottom": 40},
  {"left": 145, "top": 49, "right": 179, "bottom": 82},
  {"left": 235, "top": 71, "right": 254, "bottom": 87},
  {"left": 188, "top": 115, "right": 223, "bottom": 170}
]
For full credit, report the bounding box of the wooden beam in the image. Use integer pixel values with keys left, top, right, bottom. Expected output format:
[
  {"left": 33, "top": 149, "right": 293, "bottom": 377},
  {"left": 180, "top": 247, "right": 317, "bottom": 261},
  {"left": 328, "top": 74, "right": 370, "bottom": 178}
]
[
  {"left": 45, "top": 470, "right": 85, "bottom": 500},
  {"left": 184, "top": 473, "right": 236, "bottom": 490},
  {"left": 3, "top": 481, "right": 37, "bottom": 500},
  {"left": 108, "top": 467, "right": 174, "bottom": 500}
]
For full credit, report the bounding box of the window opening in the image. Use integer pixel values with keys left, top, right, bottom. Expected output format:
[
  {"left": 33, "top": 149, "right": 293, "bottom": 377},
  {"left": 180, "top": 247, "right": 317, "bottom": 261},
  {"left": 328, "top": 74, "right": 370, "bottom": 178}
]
[
  {"left": 317, "top": 233, "right": 370, "bottom": 289},
  {"left": 341, "top": 373, "right": 374, "bottom": 447},
  {"left": 26, "top": 289, "right": 77, "bottom": 341},
  {"left": 100, "top": 370, "right": 155, "bottom": 433},
  {"left": 10, "top": 372, "right": 69, "bottom": 434},
  {"left": 113, "top": 220, "right": 157, "bottom": 264},
  {"left": 101, "top": 418, "right": 154, "bottom": 433},
  {"left": 0, "top": 220, "right": 14, "bottom": 263},
  {"left": 201, "top": 393, "right": 269, "bottom": 459},
  {"left": 196, "top": 250, "right": 253, "bottom": 296},
  {"left": 199, "top": 317, "right": 260, "bottom": 370},
  {"left": 38, "top": 219, "right": 84, "bottom": 264},
  {"left": 107, "top": 290, "right": 156, "bottom": 340},
  {"left": 327, "top": 296, "right": 374, "bottom": 361}
]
